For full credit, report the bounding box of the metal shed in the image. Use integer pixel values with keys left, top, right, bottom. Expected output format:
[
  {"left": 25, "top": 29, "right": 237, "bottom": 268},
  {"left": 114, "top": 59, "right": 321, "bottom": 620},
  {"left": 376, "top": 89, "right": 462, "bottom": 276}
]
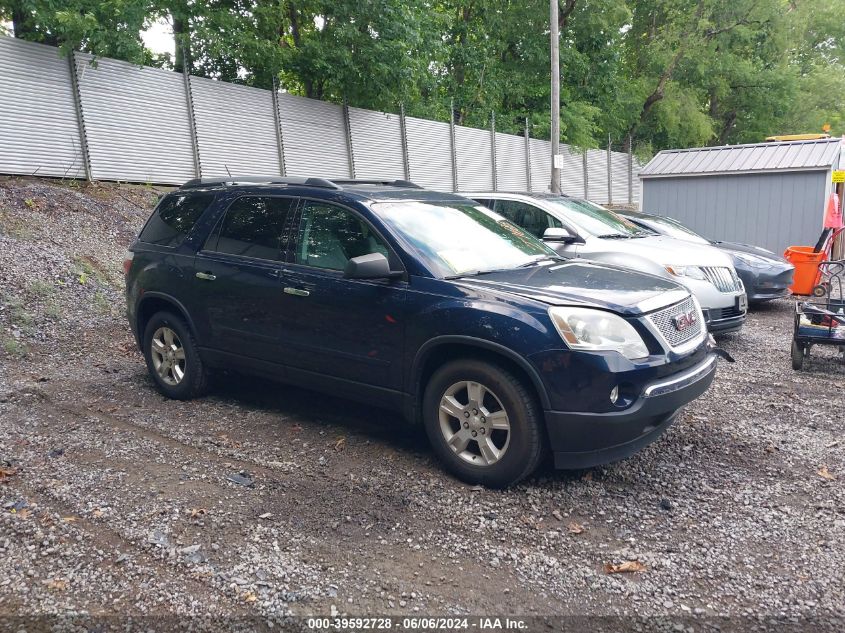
[{"left": 639, "top": 138, "right": 844, "bottom": 253}]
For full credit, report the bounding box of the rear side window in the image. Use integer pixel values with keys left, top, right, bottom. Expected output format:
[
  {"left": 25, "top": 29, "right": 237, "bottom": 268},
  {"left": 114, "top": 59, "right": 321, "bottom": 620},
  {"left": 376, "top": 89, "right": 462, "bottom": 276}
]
[
  {"left": 206, "top": 196, "right": 297, "bottom": 261},
  {"left": 140, "top": 193, "right": 214, "bottom": 247}
]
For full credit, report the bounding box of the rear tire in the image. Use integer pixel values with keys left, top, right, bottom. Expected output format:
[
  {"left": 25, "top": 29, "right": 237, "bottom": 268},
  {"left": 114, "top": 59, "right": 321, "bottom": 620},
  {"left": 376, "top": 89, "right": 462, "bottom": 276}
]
[
  {"left": 791, "top": 340, "right": 804, "bottom": 371},
  {"left": 422, "top": 359, "right": 544, "bottom": 488},
  {"left": 142, "top": 311, "right": 208, "bottom": 400}
]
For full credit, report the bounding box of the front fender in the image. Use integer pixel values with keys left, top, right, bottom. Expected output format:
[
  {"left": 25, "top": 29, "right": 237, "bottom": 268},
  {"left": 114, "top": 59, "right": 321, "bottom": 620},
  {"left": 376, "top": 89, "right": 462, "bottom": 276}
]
[{"left": 405, "top": 299, "right": 555, "bottom": 409}]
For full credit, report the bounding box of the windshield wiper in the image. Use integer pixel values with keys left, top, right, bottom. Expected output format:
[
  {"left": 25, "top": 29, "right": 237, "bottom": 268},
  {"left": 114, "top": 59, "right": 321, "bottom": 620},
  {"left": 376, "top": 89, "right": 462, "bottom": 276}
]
[
  {"left": 597, "top": 233, "right": 631, "bottom": 239},
  {"left": 444, "top": 269, "right": 507, "bottom": 279},
  {"left": 517, "top": 255, "right": 566, "bottom": 268}
]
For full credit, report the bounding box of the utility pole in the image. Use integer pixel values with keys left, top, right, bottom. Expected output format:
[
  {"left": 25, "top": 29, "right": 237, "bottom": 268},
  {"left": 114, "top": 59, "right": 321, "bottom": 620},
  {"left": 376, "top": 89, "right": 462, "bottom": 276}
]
[{"left": 550, "top": 0, "right": 561, "bottom": 193}]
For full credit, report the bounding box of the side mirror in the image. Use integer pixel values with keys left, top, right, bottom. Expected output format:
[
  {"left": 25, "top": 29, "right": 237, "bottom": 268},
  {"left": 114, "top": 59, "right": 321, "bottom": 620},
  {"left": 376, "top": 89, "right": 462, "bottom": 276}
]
[
  {"left": 343, "top": 252, "right": 401, "bottom": 280},
  {"left": 542, "top": 227, "right": 581, "bottom": 244}
]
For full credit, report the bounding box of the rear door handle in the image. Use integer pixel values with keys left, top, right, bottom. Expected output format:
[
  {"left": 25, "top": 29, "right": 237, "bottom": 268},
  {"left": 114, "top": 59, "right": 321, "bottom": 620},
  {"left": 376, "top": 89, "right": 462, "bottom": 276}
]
[
  {"left": 196, "top": 272, "right": 216, "bottom": 281},
  {"left": 283, "top": 287, "right": 310, "bottom": 297}
]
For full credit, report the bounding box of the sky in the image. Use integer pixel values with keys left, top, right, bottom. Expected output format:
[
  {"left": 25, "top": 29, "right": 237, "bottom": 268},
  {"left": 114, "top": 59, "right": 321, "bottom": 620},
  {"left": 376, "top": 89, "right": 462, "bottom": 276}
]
[{"left": 141, "top": 17, "right": 175, "bottom": 56}]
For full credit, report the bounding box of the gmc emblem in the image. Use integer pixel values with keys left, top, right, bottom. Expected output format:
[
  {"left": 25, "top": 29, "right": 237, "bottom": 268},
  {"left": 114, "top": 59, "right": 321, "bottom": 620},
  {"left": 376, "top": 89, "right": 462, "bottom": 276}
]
[{"left": 672, "top": 310, "right": 698, "bottom": 331}]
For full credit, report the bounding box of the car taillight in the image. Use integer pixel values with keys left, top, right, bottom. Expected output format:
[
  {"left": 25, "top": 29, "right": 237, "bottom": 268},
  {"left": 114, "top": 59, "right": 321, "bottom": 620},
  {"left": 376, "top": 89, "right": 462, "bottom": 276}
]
[{"left": 123, "top": 251, "right": 135, "bottom": 276}]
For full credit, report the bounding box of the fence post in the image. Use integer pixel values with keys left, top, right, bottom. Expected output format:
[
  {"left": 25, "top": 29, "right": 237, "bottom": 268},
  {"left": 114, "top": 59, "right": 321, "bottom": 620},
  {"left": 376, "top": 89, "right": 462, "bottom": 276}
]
[
  {"left": 271, "top": 77, "right": 286, "bottom": 177},
  {"left": 607, "top": 134, "right": 613, "bottom": 206},
  {"left": 343, "top": 100, "right": 356, "bottom": 178},
  {"left": 449, "top": 99, "right": 458, "bottom": 192},
  {"left": 626, "top": 134, "right": 633, "bottom": 204},
  {"left": 399, "top": 103, "right": 411, "bottom": 181},
  {"left": 582, "top": 149, "right": 589, "bottom": 200},
  {"left": 524, "top": 118, "right": 531, "bottom": 192},
  {"left": 67, "top": 51, "right": 92, "bottom": 181},
  {"left": 179, "top": 64, "right": 201, "bottom": 178},
  {"left": 490, "top": 111, "right": 497, "bottom": 191}
]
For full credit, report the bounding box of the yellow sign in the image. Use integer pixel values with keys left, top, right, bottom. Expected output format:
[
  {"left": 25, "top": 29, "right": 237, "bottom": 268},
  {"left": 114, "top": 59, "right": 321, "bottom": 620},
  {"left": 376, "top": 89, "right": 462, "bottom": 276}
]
[{"left": 833, "top": 170, "right": 845, "bottom": 183}]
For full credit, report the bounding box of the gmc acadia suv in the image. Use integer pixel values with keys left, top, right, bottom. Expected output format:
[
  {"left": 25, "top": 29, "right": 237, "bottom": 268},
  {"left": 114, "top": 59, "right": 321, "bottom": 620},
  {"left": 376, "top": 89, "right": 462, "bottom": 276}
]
[{"left": 125, "top": 177, "right": 718, "bottom": 487}]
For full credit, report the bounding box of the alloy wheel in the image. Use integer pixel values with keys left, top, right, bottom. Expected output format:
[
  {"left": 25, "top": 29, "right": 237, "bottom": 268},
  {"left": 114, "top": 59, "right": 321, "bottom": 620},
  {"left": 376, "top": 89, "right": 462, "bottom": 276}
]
[
  {"left": 438, "top": 380, "right": 511, "bottom": 466},
  {"left": 150, "top": 326, "right": 186, "bottom": 386}
]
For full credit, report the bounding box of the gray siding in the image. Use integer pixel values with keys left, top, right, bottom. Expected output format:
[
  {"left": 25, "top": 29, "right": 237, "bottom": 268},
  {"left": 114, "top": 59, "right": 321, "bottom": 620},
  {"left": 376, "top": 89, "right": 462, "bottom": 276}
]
[
  {"left": 191, "top": 76, "right": 282, "bottom": 177},
  {"left": 0, "top": 37, "right": 86, "bottom": 179},
  {"left": 495, "top": 132, "right": 528, "bottom": 191},
  {"left": 276, "top": 93, "right": 351, "bottom": 178},
  {"left": 528, "top": 138, "right": 553, "bottom": 193},
  {"left": 455, "top": 125, "right": 493, "bottom": 191},
  {"left": 0, "top": 35, "right": 642, "bottom": 200},
  {"left": 405, "top": 116, "right": 453, "bottom": 191},
  {"left": 642, "top": 170, "right": 828, "bottom": 254},
  {"left": 347, "top": 107, "right": 405, "bottom": 180},
  {"left": 75, "top": 53, "right": 196, "bottom": 184}
]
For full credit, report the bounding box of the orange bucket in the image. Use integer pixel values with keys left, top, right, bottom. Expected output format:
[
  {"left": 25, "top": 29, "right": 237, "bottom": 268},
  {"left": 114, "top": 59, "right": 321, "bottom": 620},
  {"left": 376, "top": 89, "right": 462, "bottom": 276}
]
[{"left": 784, "top": 246, "right": 827, "bottom": 295}]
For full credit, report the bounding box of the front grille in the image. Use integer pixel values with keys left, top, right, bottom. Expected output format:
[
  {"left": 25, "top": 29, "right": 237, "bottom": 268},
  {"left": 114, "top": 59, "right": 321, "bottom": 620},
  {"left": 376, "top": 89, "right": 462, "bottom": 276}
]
[
  {"left": 647, "top": 296, "right": 705, "bottom": 349},
  {"left": 702, "top": 266, "right": 742, "bottom": 293},
  {"left": 710, "top": 305, "right": 743, "bottom": 320}
]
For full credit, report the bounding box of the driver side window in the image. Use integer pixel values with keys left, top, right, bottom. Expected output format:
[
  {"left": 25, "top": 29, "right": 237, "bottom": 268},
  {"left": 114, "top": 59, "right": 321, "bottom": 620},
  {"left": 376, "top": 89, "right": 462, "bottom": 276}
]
[
  {"left": 493, "top": 200, "right": 562, "bottom": 238},
  {"left": 296, "top": 202, "right": 389, "bottom": 271}
]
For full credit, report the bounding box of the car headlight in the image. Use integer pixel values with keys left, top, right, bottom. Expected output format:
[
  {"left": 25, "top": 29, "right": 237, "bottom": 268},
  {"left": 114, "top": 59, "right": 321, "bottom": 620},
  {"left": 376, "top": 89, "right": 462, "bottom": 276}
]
[
  {"left": 665, "top": 265, "right": 707, "bottom": 281},
  {"left": 734, "top": 253, "right": 768, "bottom": 268},
  {"left": 548, "top": 307, "right": 649, "bottom": 360}
]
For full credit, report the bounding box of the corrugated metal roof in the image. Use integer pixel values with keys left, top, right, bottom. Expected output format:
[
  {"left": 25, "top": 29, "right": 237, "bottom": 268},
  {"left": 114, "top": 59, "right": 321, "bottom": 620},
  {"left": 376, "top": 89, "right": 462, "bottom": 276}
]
[{"left": 641, "top": 138, "right": 842, "bottom": 178}]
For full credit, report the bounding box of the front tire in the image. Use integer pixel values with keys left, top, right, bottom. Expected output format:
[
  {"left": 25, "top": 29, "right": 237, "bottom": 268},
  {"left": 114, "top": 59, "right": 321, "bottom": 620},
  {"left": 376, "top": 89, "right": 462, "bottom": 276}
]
[
  {"left": 142, "top": 311, "right": 208, "bottom": 400},
  {"left": 791, "top": 340, "right": 804, "bottom": 371},
  {"left": 422, "top": 359, "right": 544, "bottom": 488}
]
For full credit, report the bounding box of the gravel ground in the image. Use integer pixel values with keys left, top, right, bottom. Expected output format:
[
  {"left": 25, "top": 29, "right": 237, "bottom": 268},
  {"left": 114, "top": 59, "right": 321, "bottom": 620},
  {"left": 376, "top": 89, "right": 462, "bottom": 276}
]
[{"left": 1, "top": 178, "right": 844, "bottom": 630}]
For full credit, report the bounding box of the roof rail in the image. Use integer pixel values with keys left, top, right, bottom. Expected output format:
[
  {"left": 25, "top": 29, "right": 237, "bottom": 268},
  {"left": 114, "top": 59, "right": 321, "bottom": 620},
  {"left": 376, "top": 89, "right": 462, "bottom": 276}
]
[
  {"left": 330, "top": 179, "right": 423, "bottom": 189},
  {"left": 179, "top": 176, "right": 341, "bottom": 190}
]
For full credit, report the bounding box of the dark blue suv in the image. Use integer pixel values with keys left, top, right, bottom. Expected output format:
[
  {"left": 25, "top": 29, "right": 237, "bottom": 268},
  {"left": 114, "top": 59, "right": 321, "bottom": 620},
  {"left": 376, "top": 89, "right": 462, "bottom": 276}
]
[{"left": 125, "top": 177, "right": 718, "bottom": 487}]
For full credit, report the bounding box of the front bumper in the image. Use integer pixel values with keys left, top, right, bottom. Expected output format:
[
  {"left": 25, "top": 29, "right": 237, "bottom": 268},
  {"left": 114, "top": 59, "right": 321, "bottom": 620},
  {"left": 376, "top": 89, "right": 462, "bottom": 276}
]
[
  {"left": 544, "top": 353, "right": 717, "bottom": 469},
  {"left": 704, "top": 307, "right": 745, "bottom": 333},
  {"left": 742, "top": 267, "right": 794, "bottom": 303},
  {"left": 679, "top": 278, "right": 746, "bottom": 333}
]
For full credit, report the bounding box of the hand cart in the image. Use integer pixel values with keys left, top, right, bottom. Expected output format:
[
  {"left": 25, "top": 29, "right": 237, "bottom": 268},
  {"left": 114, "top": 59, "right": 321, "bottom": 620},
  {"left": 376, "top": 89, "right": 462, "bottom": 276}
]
[{"left": 792, "top": 260, "right": 845, "bottom": 370}]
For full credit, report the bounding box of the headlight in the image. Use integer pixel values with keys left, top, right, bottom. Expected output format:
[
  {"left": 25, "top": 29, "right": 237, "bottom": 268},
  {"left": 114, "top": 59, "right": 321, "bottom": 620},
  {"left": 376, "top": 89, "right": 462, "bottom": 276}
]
[
  {"left": 665, "top": 265, "right": 707, "bottom": 281},
  {"left": 734, "top": 253, "right": 768, "bottom": 268},
  {"left": 548, "top": 307, "right": 649, "bottom": 360}
]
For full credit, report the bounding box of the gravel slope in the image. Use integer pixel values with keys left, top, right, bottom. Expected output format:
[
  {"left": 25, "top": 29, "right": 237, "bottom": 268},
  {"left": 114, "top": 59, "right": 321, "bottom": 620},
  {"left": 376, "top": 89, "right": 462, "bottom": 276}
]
[{"left": 0, "top": 177, "right": 843, "bottom": 628}]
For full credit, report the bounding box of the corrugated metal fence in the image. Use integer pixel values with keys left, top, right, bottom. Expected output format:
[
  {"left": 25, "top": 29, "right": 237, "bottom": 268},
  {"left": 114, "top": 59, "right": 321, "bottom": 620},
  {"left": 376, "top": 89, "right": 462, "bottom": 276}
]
[{"left": 0, "top": 35, "right": 643, "bottom": 202}]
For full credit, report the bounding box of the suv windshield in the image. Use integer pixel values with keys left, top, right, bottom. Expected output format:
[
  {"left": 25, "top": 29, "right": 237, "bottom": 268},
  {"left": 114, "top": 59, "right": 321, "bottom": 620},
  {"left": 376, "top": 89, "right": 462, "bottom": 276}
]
[
  {"left": 544, "top": 197, "right": 644, "bottom": 238},
  {"left": 372, "top": 201, "right": 554, "bottom": 277},
  {"left": 640, "top": 215, "right": 710, "bottom": 245}
]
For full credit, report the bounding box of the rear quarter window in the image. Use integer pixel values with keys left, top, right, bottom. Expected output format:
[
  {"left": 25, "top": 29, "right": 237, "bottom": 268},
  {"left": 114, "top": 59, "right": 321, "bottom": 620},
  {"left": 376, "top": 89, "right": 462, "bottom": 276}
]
[{"left": 139, "top": 193, "right": 215, "bottom": 247}]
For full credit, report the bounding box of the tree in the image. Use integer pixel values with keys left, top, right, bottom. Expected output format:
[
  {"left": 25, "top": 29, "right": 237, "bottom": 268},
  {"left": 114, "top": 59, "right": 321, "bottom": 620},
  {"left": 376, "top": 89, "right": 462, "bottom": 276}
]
[{"left": 1, "top": 0, "right": 151, "bottom": 60}]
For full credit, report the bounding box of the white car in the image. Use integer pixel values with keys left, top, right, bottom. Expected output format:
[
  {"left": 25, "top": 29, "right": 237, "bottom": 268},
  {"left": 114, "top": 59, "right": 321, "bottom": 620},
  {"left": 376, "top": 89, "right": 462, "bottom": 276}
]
[{"left": 468, "top": 192, "right": 747, "bottom": 333}]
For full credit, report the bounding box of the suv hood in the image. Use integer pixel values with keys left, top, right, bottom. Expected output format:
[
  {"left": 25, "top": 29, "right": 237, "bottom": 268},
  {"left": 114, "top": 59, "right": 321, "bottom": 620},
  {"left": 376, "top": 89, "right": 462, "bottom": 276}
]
[
  {"left": 712, "top": 240, "right": 790, "bottom": 263},
  {"left": 586, "top": 234, "right": 735, "bottom": 268},
  {"left": 455, "top": 260, "right": 688, "bottom": 316}
]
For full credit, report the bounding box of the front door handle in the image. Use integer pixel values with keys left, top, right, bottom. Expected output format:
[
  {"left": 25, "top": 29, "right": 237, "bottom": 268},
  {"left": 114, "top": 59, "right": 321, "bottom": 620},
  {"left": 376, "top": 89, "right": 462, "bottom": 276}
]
[
  {"left": 283, "top": 287, "right": 310, "bottom": 297},
  {"left": 196, "top": 272, "right": 217, "bottom": 281}
]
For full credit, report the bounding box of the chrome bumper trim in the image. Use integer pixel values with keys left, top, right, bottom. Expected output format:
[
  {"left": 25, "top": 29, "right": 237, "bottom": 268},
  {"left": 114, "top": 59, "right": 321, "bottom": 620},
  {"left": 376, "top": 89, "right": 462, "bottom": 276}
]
[{"left": 643, "top": 355, "right": 717, "bottom": 398}]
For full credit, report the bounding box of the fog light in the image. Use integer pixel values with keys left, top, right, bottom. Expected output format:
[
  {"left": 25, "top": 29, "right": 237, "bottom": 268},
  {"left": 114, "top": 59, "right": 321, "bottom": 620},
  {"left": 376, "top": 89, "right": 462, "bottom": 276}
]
[{"left": 609, "top": 385, "right": 619, "bottom": 404}]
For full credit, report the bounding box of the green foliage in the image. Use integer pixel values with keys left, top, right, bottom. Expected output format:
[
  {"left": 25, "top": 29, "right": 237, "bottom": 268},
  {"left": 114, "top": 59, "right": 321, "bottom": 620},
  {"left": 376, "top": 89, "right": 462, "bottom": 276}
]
[
  {"left": 93, "top": 290, "right": 111, "bottom": 314},
  {"left": 2, "top": 0, "right": 843, "bottom": 153},
  {"left": 1, "top": 0, "right": 150, "bottom": 60},
  {"left": 29, "top": 279, "right": 54, "bottom": 298},
  {"left": 2, "top": 336, "right": 28, "bottom": 359},
  {"left": 1, "top": 292, "right": 33, "bottom": 330}
]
